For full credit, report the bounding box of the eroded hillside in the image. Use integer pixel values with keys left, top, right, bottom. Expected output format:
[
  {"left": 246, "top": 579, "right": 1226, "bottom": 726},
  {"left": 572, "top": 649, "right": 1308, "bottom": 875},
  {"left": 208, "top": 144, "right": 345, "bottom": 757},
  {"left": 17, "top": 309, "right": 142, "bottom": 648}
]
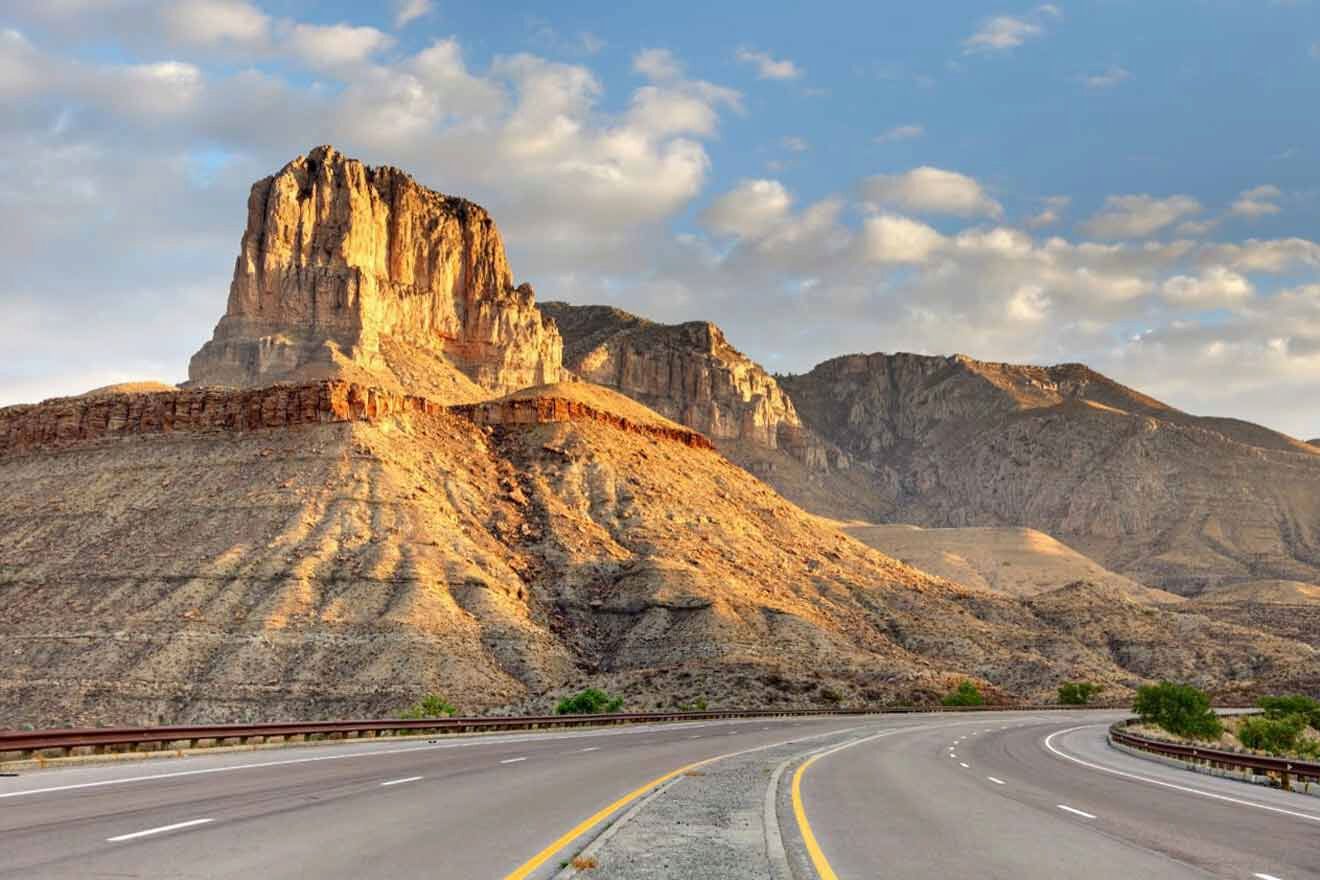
[{"left": 3, "top": 382, "right": 1315, "bottom": 726}]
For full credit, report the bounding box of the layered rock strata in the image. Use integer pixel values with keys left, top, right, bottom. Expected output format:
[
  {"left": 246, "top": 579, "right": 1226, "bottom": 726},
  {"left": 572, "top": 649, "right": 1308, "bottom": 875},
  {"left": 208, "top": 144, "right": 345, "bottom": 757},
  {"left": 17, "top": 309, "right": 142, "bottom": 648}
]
[
  {"left": 540, "top": 302, "right": 839, "bottom": 469},
  {"left": 0, "top": 382, "right": 711, "bottom": 457},
  {"left": 188, "top": 146, "right": 560, "bottom": 399}
]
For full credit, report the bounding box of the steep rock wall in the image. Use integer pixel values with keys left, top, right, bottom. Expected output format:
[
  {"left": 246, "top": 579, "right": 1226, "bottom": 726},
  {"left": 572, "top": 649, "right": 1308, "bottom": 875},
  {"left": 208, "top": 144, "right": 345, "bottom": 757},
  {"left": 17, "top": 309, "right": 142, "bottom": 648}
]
[
  {"left": 188, "top": 145, "right": 561, "bottom": 398},
  {"left": 540, "top": 302, "right": 838, "bottom": 468}
]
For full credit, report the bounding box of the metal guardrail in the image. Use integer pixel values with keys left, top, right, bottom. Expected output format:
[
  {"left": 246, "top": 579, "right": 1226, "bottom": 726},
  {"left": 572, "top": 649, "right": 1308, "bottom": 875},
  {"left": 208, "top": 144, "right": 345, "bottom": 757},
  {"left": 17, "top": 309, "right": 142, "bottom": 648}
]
[
  {"left": 1109, "top": 718, "right": 1320, "bottom": 788},
  {"left": 0, "top": 704, "right": 1093, "bottom": 762}
]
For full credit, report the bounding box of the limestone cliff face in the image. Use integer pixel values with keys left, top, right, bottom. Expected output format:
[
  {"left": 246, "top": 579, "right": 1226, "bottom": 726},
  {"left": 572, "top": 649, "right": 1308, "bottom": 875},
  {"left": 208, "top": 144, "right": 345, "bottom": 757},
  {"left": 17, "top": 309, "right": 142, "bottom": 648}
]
[
  {"left": 188, "top": 146, "right": 561, "bottom": 399},
  {"left": 779, "top": 353, "right": 1320, "bottom": 595},
  {"left": 541, "top": 302, "right": 837, "bottom": 469}
]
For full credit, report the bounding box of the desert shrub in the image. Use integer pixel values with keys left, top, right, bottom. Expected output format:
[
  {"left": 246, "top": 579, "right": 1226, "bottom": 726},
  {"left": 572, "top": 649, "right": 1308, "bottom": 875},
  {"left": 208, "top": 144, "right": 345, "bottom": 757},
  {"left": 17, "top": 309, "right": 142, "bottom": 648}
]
[
  {"left": 1058, "top": 682, "right": 1103, "bottom": 705},
  {"left": 819, "top": 687, "right": 843, "bottom": 704},
  {"left": 1237, "top": 714, "right": 1307, "bottom": 755},
  {"left": 1257, "top": 694, "right": 1320, "bottom": 728},
  {"left": 399, "top": 694, "right": 457, "bottom": 719},
  {"left": 941, "top": 681, "right": 984, "bottom": 707},
  {"left": 556, "top": 688, "right": 624, "bottom": 715},
  {"left": 1133, "top": 681, "right": 1223, "bottom": 740}
]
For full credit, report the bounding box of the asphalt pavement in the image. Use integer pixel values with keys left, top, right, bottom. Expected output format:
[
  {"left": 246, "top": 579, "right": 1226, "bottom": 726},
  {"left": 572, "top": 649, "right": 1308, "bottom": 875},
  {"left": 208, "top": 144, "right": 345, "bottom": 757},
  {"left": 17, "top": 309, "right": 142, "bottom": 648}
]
[
  {"left": 795, "top": 714, "right": 1320, "bottom": 879},
  {"left": 4, "top": 710, "right": 1317, "bottom": 879}
]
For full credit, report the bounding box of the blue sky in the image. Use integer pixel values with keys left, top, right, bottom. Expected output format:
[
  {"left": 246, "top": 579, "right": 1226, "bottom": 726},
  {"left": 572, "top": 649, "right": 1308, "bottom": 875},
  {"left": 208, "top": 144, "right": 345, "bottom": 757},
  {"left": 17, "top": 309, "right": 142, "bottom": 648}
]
[{"left": 2, "top": 0, "right": 1319, "bottom": 435}]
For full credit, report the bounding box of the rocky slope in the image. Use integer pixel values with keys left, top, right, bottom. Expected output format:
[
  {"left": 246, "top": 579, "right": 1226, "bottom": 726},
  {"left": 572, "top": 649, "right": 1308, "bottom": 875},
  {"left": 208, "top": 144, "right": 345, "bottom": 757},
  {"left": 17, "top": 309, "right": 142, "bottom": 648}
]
[
  {"left": 188, "top": 146, "right": 561, "bottom": 400},
  {"left": 779, "top": 353, "right": 1320, "bottom": 596},
  {"left": 4, "top": 382, "right": 1315, "bottom": 726},
  {"left": 837, "top": 523, "right": 1180, "bottom": 603},
  {"left": 541, "top": 302, "right": 838, "bottom": 469}
]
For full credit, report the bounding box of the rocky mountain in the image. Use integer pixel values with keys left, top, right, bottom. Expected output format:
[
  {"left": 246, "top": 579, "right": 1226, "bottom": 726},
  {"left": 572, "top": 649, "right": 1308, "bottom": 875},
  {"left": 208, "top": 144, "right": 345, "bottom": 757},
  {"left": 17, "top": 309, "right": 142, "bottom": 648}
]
[
  {"left": 4, "top": 149, "right": 1317, "bottom": 727},
  {"left": 778, "top": 354, "right": 1320, "bottom": 596},
  {"left": 541, "top": 302, "right": 838, "bottom": 469},
  {"left": 4, "top": 379, "right": 1314, "bottom": 726},
  {"left": 189, "top": 145, "right": 561, "bottom": 400}
]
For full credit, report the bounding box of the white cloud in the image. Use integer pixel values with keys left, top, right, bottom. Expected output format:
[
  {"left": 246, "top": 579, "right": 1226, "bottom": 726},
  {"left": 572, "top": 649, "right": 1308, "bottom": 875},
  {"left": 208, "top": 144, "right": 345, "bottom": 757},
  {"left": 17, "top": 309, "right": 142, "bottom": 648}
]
[
  {"left": 1083, "top": 65, "right": 1131, "bottom": 89},
  {"left": 160, "top": 0, "right": 269, "bottom": 48},
  {"left": 394, "top": 0, "right": 433, "bottom": 28},
  {"left": 104, "top": 61, "right": 205, "bottom": 117},
  {"left": 875, "top": 123, "right": 924, "bottom": 144},
  {"left": 781, "top": 136, "right": 809, "bottom": 152},
  {"left": 1007, "top": 284, "right": 1051, "bottom": 321},
  {"left": 1203, "top": 238, "right": 1320, "bottom": 273},
  {"left": 1079, "top": 194, "right": 1203, "bottom": 239},
  {"left": 700, "top": 179, "right": 793, "bottom": 239},
  {"left": 1026, "top": 195, "right": 1069, "bottom": 228},
  {"left": 633, "top": 48, "right": 681, "bottom": 80},
  {"left": 0, "top": 28, "right": 47, "bottom": 99},
  {"left": 963, "top": 5, "right": 1060, "bottom": 54},
  {"left": 860, "top": 213, "right": 945, "bottom": 264},
  {"left": 1230, "top": 184, "right": 1282, "bottom": 219},
  {"left": 735, "top": 48, "right": 802, "bottom": 80},
  {"left": 1175, "top": 218, "right": 1219, "bottom": 237},
  {"left": 284, "top": 22, "right": 394, "bottom": 69},
  {"left": 1161, "top": 267, "right": 1254, "bottom": 307},
  {"left": 861, "top": 166, "right": 1003, "bottom": 218}
]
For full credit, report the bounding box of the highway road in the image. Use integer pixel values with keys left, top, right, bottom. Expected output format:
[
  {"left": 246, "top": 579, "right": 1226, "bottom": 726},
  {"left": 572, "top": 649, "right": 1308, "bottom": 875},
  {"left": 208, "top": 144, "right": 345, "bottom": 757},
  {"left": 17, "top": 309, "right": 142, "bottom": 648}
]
[
  {"left": 1, "top": 710, "right": 1317, "bottom": 878},
  {"left": 794, "top": 714, "right": 1320, "bottom": 880}
]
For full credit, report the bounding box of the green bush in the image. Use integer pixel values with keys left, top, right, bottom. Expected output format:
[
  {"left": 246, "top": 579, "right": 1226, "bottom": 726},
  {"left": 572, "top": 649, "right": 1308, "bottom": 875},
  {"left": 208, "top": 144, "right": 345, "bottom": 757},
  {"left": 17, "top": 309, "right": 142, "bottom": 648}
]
[
  {"left": 1058, "top": 682, "right": 1103, "bottom": 705},
  {"left": 556, "top": 688, "right": 625, "bottom": 715},
  {"left": 399, "top": 694, "right": 457, "bottom": 719},
  {"left": 1237, "top": 714, "right": 1307, "bottom": 755},
  {"left": 1257, "top": 694, "right": 1320, "bottom": 728},
  {"left": 941, "top": 681, "right": 984, "bottom": 707},
  {"left": 1133, "top": 681, "right": 1223, "bottom": 740}
]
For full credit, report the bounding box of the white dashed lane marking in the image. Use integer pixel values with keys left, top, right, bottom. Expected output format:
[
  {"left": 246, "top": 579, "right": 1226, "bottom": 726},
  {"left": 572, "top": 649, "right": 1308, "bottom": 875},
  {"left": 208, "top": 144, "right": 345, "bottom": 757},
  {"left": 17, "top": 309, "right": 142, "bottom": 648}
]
[
  {"left": 380, "top": 776, "right": 422, "bottom": 786},
  {"left": 499, "top": 757, "right": 528, "bottom": 764},
  {"left": 107, "top": 819, "right": 214, "bottom": 843},
  {"left": 1057, "top": 804, "right": 1097, "bottom": 819}
]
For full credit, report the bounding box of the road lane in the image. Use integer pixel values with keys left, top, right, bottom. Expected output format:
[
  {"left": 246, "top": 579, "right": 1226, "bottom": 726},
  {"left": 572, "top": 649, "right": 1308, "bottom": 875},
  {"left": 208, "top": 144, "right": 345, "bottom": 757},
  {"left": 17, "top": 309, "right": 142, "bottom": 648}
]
[
  {"left": 0, "top": 714, "right": 886, "bottom": 879},
  {"left": 795, "top": 715, "right": 1320, "bottom": 879}
]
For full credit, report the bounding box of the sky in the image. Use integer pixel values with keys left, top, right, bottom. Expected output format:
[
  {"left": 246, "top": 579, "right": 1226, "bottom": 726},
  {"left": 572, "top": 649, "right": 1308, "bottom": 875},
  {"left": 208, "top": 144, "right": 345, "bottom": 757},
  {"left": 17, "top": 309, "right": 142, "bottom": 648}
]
[{"left": 2, "top": 1, "right": 1320, "bottom": 437}]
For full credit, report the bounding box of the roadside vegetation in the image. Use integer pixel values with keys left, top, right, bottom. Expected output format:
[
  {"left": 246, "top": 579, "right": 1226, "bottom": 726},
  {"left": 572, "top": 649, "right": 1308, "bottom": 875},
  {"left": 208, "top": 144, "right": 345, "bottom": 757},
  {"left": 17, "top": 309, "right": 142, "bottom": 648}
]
[
  {"left": 1130, "top": 685, "right": 1320, "bottom": 758},
  {"left": 556, "top": 688, "right": 625, "bottom": 715},
  {"left": 1058, "top": 682, "right": 1103, "bottom": 705},
  {"left": 399, "top": 694, "right": 458, "bottom": 719},
  {"left": 1238, "top": 695, "right": 1320, "bottom": 758},
  {"left": 1133, "top": 681, "right": 1223, "bottom": 740},
  {"left": 941, "top": 681, "right": 984, "bottom": 707}
]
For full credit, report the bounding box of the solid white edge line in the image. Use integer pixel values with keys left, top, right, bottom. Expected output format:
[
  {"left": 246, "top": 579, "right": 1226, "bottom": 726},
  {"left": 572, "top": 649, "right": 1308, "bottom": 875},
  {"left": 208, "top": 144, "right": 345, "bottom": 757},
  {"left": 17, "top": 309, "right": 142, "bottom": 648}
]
[
  {"left": 987, "top": 777, "right": 1006, "bottom": 785},
  {"left": 500, "top": 757, "right": 528, "bottom": 764},
  {"left": 1044, "top": 725, "right": 1320, "bottom": 825},
  {"left": 380, "top": 776, "right": 422, "bottom": 786},
  {"left": 106, "top": 818, "right": 213, "bottom": 842},
  {"left": 1057, "top": 804, "right": 1097, "bottom": 819}
]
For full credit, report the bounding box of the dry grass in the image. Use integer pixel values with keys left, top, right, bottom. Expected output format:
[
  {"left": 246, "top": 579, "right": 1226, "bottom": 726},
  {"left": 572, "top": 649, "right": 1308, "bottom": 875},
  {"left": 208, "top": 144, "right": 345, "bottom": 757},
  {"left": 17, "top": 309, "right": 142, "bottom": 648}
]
[{"left": 570, "top": 855, "right": 599, "bottom": 870}]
